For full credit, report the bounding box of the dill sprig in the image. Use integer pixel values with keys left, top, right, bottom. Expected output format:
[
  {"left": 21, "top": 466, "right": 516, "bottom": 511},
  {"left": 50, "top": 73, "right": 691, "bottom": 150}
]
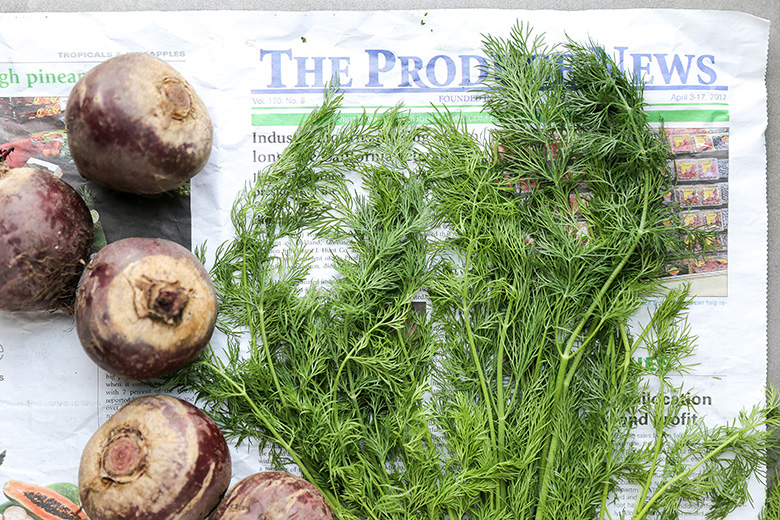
[
  {"left": 419, "top": 22, "right": 777, "bottom": 520},
  {"left": 161, "top": 24, "right": 780, "bottom": 520},
  {"left": 166, "top": 88, "right": 453, "bottom": 519}
]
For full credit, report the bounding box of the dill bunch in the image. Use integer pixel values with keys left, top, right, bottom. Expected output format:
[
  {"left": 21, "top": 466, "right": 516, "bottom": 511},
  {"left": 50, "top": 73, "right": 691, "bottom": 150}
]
[
  {"left": 161, "top": 23, "right": 779, "bottom": 520},
  {"left": 418, "top": 23, "right": 777, "bottom": 520}
]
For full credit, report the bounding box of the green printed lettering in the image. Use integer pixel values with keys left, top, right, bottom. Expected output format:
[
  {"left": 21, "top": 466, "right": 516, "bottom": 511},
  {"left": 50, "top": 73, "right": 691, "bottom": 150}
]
[
  {"left": 0, "top": 68, "right": 20, "bottom": 88},
  {"left": 26, "top": 69, "right": 86, "bottom": 88}
]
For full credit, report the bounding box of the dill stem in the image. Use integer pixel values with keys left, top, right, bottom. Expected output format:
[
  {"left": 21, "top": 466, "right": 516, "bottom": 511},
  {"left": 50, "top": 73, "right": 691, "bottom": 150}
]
[
  {"left": 460, "top": 299, "right": 499, "bottom": 509},
  {"left": 398, "top": 327, "right": 442, "bottom": 494},
  {"left": 536, "top": 315, "right": 617, "bottom": 518},
  {"left": 564, "top": 233, "right": 643, "bottom": 360},
  {"left": 242, "top": 241, "right": 281, "bottom": 395},
  {"left": 632, "top": 430, "right": 744, "bottom": 520},
  {"left": 329, "top": 322, "right": 397, "bottom": 503},
  {"left": 618, "top": 324, "right": 636, "bottom": 384},
  {"left": 257, "top": 307, "right": 281, "bottom": 393},
  {"left": 460, "top": 243, "right": 499, "bottom": 507},
  {"left": 598, "top": 484, "right": 611, "bottom": 520},
  {"left": 538, "top": 172, "right": 653, "bottom": 519},
  {"left": 331, "top": 320, "right": 383, "bottom": 404},
  {"left": 634, "top": 321, "right": 671, "bottom": 515},
  {"left": 534, "top": 354, "right": 569, "bottom": 520},
  {"left": 635, "top": 396, "right": 665, "bottom": 514},
  {"left": 463, "top": 303, "right": 498, "bottom": 500},
  {"left": 346, "top": 369, "right": 393, "bottom": 493},
  {"left": 495, "top": 299, "right": 513, "bottom": 506},
  {"left": 563, "top": 316, "right": 606, "bottom": 389},
  {"left": 598, "top": 328, "right": 636, "bottom": 520}
]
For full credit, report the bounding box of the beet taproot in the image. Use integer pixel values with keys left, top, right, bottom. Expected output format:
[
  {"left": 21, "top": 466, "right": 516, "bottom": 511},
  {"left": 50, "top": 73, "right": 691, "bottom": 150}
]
[
  {"left": 65, "top": 53, "right": 213, "bottom": 194},
  {"left": 209, "top": 472, "right": 336, "bottom": 520},
  {"left": 0, "top": 167, "right": 94, "bottom": 312},
  {"left": 78, "top": 395, "right": 231, "bottom": 520},
  {"left": 75, "top": 237, "right": 217, "bottom": 379}
]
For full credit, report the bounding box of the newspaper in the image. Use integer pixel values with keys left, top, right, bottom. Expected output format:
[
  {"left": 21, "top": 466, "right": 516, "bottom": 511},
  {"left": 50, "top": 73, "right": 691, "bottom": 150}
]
[{"left": 0, "top": 8, "right": 770, "bottom": 519}]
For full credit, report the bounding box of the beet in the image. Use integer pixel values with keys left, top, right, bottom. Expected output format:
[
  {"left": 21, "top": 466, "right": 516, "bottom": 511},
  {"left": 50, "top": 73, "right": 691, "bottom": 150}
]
[
  {"left": 65, "top": 53, "right": 213, "bottom": 195},
  {"left": 75, "top": 237, "right": 217, "bottom": 379},
  {"left": 79, "top": 395, "right": 231, "bottom": 520},
  {"left": 209, "top": 472, "right": 336, "bottom": 520},
  {"left": 0, "top": 167, "right": 94, "bottom": 312}
]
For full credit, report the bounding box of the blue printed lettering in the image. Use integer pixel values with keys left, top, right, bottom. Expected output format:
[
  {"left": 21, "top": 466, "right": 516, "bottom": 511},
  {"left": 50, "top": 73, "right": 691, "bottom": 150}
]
[
  {"left": 329, "top": 57, "right": 353, "bottom": 87},
  {"left": 366, "top": 49, "right": 396, "bottom": 87},
  {"left": 613, "top": 47, "right": 629, "bottom": 73},
  {"left": 459, "top": 55, "right": 487, "bottom": 86},
  {"left": 696, "top": 55, "right": 717, "bottom": 85},
  {"left": 654, "top": 54, "right": 695, "bottom": 84},
  {"left": 631, "top": 53, "right": 654, "bottom": 83},
  {"left": 295, "top": 56, "right": 326, "bottom": 88},
  {"left": 426, "top": 55, "right": 456, "bottom": 87},
  {"left": 399, "top": 56, "right": 425, "bottom": 87},
  {"left": 260, "top": 49, "right": 293, "bottom": 88}
]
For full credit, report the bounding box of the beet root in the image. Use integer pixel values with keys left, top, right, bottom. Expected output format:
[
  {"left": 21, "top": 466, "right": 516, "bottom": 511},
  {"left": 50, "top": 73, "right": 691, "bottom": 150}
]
[
  {"left": 0, "top": 167, "right": 94, "bottom": 312},
  {"left": 209, "top": 472, "right": 336, "bottom": 520},
  {"left": 65, "top": 53, "right": 213, "bottom": 194},
  {"left": 79, "top": 395, "right": 232, "bottom": 520},
  {"left": 75, "top": 237, "right": 217, "bottom": 379}
]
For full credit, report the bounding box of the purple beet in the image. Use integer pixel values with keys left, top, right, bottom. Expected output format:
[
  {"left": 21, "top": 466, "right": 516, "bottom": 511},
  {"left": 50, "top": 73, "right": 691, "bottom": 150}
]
[
  {"left": 65, "top": 53, "right": 213, "bottom": 194},
  {"left": 79, "top": 394, "right": 231, "bottom": 520},
  {"left": 75, "top": 237, "right": 217, "bottom": 379},
  {"left": 209, "top": 472, "right": 337, "bottom": 520},
  {"left": 0, "top": 167, "right": 93, "bottom": 312}
]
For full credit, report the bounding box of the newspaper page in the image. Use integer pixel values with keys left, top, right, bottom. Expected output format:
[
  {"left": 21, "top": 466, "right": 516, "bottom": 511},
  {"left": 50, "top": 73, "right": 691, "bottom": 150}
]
[{"left": 0, "top": 8, "right": 770, "bottom": 519}]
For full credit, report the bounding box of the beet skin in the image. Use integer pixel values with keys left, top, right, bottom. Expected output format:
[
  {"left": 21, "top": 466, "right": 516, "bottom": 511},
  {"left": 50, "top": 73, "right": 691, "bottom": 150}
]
[
  {"left": 79, "top": 395, "right": 231, "bottom": 520},
  {"left": 209, "top": 472, "right": 336, "bottom": 520},
  {"left": 75, "top": 237, "right": 217, "bottom": 379},
  {"left": 0, "top": 167, "right": 94, "bottom": 312},
  {"left": 65, "top": 53, "right": 213, "bottom": 194}
]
